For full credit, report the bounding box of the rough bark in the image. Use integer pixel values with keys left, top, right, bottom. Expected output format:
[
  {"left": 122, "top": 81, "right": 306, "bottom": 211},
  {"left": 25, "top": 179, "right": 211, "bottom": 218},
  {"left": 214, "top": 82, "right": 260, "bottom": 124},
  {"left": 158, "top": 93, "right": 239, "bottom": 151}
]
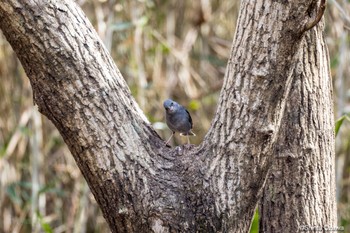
[
  {"left": 0, "top": 0, "right": 336, "bottom": 232},
  {"left": 260, "top": 22, "right": 337, "bottom": 232}
]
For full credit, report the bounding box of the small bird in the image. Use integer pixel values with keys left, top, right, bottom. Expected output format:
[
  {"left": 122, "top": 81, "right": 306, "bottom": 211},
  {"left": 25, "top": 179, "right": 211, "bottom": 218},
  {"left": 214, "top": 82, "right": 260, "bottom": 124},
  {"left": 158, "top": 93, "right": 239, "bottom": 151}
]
[{"left": 163, "top": 99, "right": 195, "bottom": 145}]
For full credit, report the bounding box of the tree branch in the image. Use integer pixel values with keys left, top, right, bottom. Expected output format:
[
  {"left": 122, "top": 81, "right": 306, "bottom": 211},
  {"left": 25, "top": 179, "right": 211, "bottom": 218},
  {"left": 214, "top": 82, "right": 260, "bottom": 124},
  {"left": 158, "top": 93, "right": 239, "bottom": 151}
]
[
  {"left": 0, "top": 0, "right": 333, "bottom": 232},
  {"left": 261, "top": 23, "right": 337, "bottom": 232},
  {"left": 303, "top": 0, "right": 327, "bottom": 32}
]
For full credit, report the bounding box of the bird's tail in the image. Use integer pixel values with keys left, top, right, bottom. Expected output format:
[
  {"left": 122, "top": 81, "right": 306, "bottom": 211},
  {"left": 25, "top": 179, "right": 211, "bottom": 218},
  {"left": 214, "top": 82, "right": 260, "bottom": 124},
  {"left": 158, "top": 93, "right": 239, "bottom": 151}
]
[{"left": 180, "top": 130, "right": 196, "bottom": 136}]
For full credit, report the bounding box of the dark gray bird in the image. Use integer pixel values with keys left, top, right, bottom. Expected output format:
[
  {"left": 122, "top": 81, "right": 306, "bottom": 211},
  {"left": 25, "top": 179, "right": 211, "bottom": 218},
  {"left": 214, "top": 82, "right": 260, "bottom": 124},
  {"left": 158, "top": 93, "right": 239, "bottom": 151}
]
[{"left": 163, "top": 99, "right": 195, "bottom": 145}]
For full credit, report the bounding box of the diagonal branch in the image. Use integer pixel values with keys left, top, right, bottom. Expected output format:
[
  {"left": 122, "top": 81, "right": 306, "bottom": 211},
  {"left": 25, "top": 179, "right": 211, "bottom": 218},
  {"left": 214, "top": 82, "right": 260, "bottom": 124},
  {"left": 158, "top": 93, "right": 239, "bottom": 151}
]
[{"left": 303, "top": 0, "right": 327, "bottom": 32}]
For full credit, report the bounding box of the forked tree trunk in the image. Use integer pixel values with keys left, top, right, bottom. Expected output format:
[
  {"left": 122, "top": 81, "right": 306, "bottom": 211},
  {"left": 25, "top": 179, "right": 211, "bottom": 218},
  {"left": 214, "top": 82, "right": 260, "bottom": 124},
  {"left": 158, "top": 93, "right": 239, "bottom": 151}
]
[
  {"left": 0, "top": 0, "right": 336, "bottom": 232},
  {"left": 260, "top": 22, "right": 337, "bottom": 232}
]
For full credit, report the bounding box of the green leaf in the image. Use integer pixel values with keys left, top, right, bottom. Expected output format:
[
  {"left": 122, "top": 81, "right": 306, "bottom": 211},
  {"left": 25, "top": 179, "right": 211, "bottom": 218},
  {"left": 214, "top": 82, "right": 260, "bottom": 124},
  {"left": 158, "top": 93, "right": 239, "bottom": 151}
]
[
  {"left": 335, "top": 115, "right": 350, "bottom": 136},
  {"left": 6, "top": 184, "right": 22, "bottom": 205},
  {"left": 188, "top": 100, "right": 200, "bottom": 111},
  {"left": 38, "top": 183, "right": 64, "bottom": 196},
  {"left": 335, "top": 116, "right": 344, "bottom": 136},
  {"left": 250, "top": 209, "right": 259, "bottom": 233},
  {"left": 111, "top": 21, "right": 134, "bottom": 31},
  {"left": 136, "top": 16, "right": 149, "bottom": 27},
  {"left": 37, "top": 212, "right": 53, "bottom": 233}
]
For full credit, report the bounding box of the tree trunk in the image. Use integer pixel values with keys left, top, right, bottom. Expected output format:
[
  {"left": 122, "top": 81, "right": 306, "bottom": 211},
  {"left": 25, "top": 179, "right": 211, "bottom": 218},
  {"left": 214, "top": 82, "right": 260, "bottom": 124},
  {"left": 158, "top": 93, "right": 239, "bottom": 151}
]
[
  {"left": 260, "top": 22, "right": 338, "bottom": 232},
  {"left": 0, "top": 0, "right": 336, "bottom": 232}
]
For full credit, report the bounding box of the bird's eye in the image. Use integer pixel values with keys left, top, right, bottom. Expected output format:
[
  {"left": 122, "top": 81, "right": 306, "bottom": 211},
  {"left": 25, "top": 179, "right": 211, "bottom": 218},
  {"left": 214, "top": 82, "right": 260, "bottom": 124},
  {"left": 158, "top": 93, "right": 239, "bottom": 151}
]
[{"left": 170, "top": 103, "right": 173, "bottom": 106}]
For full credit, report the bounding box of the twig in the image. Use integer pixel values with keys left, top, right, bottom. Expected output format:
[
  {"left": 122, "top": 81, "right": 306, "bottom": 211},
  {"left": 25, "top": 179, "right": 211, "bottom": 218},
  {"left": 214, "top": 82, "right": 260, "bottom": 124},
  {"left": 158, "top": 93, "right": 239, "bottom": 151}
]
[{"left": 303, "top": 0, "right": 327, "bottom": 32}]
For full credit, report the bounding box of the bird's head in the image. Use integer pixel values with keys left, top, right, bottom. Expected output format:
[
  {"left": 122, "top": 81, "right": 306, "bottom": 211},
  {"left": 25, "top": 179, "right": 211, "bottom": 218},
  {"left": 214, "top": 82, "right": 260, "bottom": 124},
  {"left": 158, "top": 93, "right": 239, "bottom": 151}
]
[{"left": 163, "top": 99, "right": 177, "bottom": 113}]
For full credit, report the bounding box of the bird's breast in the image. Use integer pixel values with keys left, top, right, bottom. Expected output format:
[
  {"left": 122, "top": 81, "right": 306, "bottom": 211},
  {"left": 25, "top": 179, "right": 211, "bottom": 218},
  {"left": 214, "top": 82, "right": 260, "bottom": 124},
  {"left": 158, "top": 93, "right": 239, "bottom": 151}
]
[{"left": 166, "top": 113, "right": 191, "bottom": 133}]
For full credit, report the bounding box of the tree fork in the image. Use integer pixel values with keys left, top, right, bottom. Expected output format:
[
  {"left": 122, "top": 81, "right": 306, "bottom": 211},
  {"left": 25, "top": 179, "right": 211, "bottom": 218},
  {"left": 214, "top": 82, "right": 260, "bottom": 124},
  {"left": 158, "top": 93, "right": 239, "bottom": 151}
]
[{"left": 0, "top": 0, "right": 335, "bottom": 232}]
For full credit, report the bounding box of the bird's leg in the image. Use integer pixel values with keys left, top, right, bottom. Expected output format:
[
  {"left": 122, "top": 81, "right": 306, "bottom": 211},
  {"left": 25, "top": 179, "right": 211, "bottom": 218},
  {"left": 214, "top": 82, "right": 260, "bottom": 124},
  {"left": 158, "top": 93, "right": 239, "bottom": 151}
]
[
  {"left": 187, "top": 135, "right": 190, "bottom": 144},
  {"left": 165, "top": 132, "right": 175, "bottom": 146}
]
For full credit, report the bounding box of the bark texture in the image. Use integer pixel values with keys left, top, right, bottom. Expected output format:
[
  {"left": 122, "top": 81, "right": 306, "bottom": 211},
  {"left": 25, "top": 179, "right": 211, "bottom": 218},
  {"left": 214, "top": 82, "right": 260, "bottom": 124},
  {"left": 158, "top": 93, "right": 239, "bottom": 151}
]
[
  {"left": 0, "top": 0, "right": 336, "bottom": 232},
  {"left": 260, "top": 23, "right": 337, "bottom": 232}
]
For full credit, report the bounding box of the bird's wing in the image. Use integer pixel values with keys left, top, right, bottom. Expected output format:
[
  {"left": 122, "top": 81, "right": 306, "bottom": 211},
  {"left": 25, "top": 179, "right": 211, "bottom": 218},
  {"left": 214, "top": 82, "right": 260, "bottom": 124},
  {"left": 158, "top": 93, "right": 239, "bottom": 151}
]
[{"left": 185, "top": 109, "right": 193, "bottom": 129}]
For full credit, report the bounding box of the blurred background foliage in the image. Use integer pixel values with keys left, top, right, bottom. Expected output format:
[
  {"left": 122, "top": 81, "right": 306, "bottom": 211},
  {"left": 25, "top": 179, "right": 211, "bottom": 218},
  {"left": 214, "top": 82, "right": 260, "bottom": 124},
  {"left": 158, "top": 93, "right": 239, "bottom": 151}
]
[{"left": 0, "top": 0, "right": 349, "bottom": 232}]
